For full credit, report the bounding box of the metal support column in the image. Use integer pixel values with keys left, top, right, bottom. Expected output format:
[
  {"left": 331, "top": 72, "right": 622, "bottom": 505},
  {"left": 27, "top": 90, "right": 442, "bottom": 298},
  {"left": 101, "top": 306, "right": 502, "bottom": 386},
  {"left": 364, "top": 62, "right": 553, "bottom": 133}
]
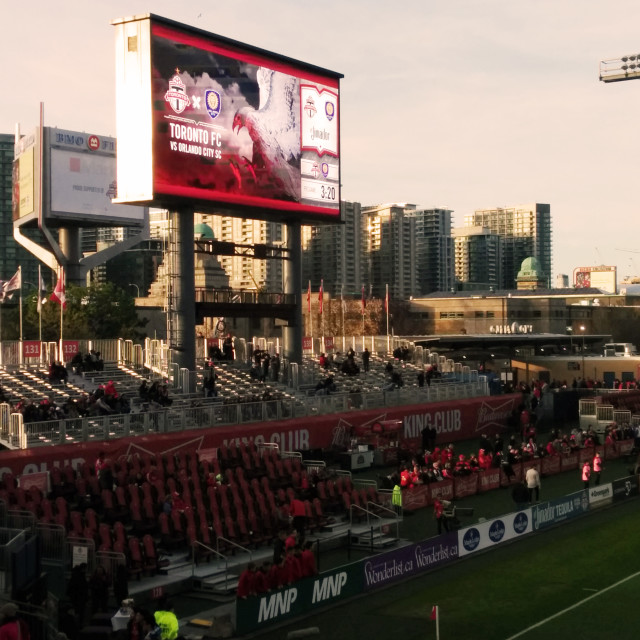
[
  {"left": 283, "top": 222, "right": 302, "bottom": 364},
  {"left": 168, "top": 209, "right": 196, "bottom": 374}
]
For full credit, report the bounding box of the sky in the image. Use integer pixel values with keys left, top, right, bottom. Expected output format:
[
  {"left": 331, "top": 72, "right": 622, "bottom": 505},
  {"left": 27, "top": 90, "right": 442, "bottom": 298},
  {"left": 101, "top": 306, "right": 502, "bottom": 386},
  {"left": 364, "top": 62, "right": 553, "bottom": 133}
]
[{"left": 3, "top": 0, "right": 640, "bottom": 283}]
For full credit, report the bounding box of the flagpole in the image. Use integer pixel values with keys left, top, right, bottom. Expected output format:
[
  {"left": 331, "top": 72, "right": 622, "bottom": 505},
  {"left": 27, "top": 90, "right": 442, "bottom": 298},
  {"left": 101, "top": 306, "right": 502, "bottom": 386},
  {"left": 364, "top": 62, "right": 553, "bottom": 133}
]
[
  {"left": 436, "top": 605, "right": 440, "bottom": 640},
  {"left": 59, "top": 268, "right": 64, "bottom": 363},
  {"left": 18, "top": 266, "right": 23, "bottom": 344},
  {"left": 361, "top": 284, "right": 365, "bottom": 337},
  {"left": 340, "top": 284, "right": 345, "bottom": 344},
  {"left": 38, "top": 265, "right": 42, "bottom": 347}
]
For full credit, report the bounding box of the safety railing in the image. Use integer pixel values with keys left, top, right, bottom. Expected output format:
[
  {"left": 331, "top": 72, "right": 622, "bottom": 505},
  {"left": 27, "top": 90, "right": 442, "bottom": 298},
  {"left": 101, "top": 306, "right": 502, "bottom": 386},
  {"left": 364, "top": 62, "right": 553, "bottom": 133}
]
[{"left": 216, "top": 537, "right": 252, "bottom": 559}]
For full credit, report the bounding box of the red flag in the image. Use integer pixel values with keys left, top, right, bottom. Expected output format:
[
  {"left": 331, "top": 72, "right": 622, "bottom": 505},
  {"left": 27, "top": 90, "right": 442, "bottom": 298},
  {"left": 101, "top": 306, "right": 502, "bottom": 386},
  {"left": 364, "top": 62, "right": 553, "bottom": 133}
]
[
  {"left": 430, "top": 605, "right": 438, "bottom": 621},
  {"left": 307, "top": 281, "right": 311, "bottom": 314},
  {"left": 361, "top": 285, "right": 366, "bottom": 315},
  {"left": 50, "top": 269, "right": 66, "bottom": 309},
  {"left": 318, "top": 279, "right": 323, "bottom": 315}
]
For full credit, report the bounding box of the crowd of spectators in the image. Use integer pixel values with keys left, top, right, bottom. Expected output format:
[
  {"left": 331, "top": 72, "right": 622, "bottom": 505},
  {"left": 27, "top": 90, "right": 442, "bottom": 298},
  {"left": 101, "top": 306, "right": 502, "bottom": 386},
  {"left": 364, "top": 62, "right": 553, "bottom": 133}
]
[
  {"left": 138, "top": 380, "right": 173, "bottom": 409},
  {"left": 70, "top": 350, "right": 104, "bottom": 375},
  {"left": 390, "top": 417, "right": 636, "bottom": 493},
  {"left": 12, "top": 379, "right": 132, "bottom": 423},
  {"left": 237, "top": 534, "right": 317, "bottom": 599}
]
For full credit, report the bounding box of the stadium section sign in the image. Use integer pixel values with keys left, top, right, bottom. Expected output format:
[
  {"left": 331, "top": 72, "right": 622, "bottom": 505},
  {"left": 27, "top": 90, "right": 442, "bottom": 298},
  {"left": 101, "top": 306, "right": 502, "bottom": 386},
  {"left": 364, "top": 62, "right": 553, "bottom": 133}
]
[{"left": 113, "top": 14, "right": 342, "bottom": 223}]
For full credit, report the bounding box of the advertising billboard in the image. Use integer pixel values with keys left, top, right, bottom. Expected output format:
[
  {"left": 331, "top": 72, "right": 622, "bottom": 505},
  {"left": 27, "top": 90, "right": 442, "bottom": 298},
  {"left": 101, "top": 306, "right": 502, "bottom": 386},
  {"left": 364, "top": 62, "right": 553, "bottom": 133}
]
[
  {"left": 573, "top": 265, "right": 617, "bottom": 293},
  {"left": 12, "top": 128, "right": 39, "bottom": 223},
  {"left": 113, "top": 14, "right": 342, "bottom": 223},
  {"left": 46, "top": 128, "right": 146, "bottom": 227}
]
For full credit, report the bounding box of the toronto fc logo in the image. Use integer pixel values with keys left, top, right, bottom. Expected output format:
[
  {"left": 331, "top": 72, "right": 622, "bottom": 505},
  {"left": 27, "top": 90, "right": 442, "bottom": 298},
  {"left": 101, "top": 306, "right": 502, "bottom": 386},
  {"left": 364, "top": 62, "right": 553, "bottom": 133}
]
[
  {"left": 304, "top": 96, "right": 317, "bottom": 118},
  {"left": 164, "top": 71, "right": 191, "bottom": 114}
]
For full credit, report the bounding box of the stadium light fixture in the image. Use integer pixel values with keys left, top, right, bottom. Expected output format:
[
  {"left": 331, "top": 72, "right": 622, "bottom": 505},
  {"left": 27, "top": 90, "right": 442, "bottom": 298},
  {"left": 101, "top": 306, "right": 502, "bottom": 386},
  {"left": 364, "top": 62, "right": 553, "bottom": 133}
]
[{"left": 600, "top": 55, "right": 640, "bottom": 83}]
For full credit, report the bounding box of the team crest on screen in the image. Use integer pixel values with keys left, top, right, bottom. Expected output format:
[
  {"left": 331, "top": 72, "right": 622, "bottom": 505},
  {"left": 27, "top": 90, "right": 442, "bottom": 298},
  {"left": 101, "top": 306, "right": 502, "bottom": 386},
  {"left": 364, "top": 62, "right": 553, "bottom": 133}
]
[
  {"left": 205, "top": 90, "right": 222, "bottom": 119},
  {"left": 325, "top": 101, "right": 335, "bottom": 121},
  {"left": 321, "top": 162, "right": 329, "bottom": 178},
  {"left": 311, "top": 162, "right": 320, "bottom": 178},
  {"left": 164, "top": 73, "right": 191, "bottom": 114},
  {"left": 304, "top": 96, "right": 317, "bottom": 118}
]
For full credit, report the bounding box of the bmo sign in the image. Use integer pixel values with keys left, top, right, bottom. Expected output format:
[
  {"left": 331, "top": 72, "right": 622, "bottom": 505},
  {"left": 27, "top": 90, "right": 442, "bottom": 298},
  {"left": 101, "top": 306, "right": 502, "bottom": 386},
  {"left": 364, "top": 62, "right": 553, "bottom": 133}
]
[{"left": 489, "top": 322, "right": 533, "bottom": 334}]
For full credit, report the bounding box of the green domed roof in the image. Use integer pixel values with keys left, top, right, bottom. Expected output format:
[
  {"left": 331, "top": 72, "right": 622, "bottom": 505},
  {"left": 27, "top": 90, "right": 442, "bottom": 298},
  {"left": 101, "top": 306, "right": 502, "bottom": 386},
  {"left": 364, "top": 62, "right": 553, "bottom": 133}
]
[
  {"left": 194, "top": 223, "right": 215, "bottom": 239},
  {"left": 518, "top": 256, "right": 542, "bottom": 277}
]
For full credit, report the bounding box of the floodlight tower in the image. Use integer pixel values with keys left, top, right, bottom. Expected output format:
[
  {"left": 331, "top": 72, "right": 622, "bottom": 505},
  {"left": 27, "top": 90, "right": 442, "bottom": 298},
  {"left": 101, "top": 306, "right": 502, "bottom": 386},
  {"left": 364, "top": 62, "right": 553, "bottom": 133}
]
[{"left": 600, "top": 54, "right": 640, "bottom": 83}]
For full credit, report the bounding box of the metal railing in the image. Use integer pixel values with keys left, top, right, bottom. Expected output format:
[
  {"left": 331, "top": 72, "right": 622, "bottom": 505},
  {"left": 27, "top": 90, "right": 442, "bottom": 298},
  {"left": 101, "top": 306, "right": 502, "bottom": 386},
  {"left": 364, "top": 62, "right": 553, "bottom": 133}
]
[{"left": 2, "top": 376, "right": 487, "bottom": 449}]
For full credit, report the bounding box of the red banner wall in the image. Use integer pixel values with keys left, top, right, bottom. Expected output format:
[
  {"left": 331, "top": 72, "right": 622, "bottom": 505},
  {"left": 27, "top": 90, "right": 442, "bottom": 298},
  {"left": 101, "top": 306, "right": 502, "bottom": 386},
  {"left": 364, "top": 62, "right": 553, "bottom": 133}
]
[
  {"left": 541, "top": 455, "right": 561, "bottom": 476},
  {"left": 561, "top": 452, "right": 579, "bottom": 472},
  {"left": 478, "top": 468, "right": 501, "bottom": 492},
  {"left": 0, "top": 394, "right": 522, "bottom": 478},
  {"left": 454, "top": 474, "right": 479, "bottom": 499}
]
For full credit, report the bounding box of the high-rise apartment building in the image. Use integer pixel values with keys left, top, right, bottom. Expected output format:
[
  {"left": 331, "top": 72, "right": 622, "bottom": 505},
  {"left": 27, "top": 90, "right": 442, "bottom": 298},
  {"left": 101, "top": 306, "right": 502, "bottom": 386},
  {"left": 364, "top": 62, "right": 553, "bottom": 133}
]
[
  {"left": 301, "top": 200, "right": 363, "bottom": 297},
  {"left": 201, "top": 214, "right": 284, "bottom": 292},
  {"left": 414, "top": 207, "right": 455, "bottom": 295},
  {"left": 362, "top": 203, "right": 417, "bottom": 301},
  {"left": 0, "top": 133, "right": 43, "bottom": 287},
  {"left": 463, "top": 203, "right": 551, "bottom": 289},
  {"left": 453, "top": 225, "right": 502, "bottom": 290}
]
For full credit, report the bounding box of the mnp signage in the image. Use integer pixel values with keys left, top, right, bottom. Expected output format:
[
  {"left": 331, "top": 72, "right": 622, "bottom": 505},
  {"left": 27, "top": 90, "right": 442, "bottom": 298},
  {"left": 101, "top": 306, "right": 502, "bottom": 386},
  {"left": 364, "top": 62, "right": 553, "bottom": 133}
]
[{"left": 235, "top": 563, "right": 362, "bottom": 635}]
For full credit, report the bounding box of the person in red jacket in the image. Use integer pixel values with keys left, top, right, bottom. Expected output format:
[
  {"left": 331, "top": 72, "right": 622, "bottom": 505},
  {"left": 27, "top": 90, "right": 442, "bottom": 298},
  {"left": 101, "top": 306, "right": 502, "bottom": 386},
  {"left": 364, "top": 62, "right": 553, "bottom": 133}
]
[
  {"left": 254, "top": 562, "right": 270, "bottom": 594},
  {"left": 478, "top": 449, "right": 492, "bottom": 470},
  {"left": 285, "top": 546, "right": 302, "bottom": 583},
  {"left": 300, "top": 541, "right": 317, "bottom": 577},
  {"left": 433, "top": 498, "right": 451, "bottom": 535},
  {"left": 267, "top": 559, "right": 282, "bottom": 590},
  {"left": 236, "top": 562, "right": 257, "bottom": 599}
]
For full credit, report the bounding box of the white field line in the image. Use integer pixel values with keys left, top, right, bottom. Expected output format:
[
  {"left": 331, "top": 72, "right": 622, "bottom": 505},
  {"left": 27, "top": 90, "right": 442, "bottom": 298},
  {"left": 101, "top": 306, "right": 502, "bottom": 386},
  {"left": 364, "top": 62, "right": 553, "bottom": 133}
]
[{"left": 504, "top": 570, "right": 640, "bottom": 639}]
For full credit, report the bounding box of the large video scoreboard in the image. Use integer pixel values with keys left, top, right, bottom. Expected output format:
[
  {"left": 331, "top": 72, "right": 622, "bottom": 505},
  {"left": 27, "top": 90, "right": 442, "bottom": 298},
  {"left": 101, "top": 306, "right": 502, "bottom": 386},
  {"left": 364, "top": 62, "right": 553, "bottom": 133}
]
[{"left": 113, "top": 14, "right": 343, "bottom": 223}]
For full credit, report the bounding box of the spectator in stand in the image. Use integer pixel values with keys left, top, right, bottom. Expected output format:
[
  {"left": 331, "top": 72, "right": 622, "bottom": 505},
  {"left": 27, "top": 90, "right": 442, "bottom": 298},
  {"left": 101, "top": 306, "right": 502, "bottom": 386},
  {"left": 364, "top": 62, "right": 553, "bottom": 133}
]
[
  {"left": 0, "top": 603, "right": 30, "bottom": 640},
  {"left": 255, "top": 562, "right": 271, "bottom": 594},
  {"left": 171, "top": 492, "right": 187, "bottom": 514},
  {"left": 399, "top": 465, "right": 413, "bottom": 489},
  {"left": 284, "top": 529, "right": 298, "bottom": 553},
  {"left": 300, "top": 541, "right": 317, "bottom": 577},
  {"left": 454, "top": 454, "right": 471, "bottom": 476},
  {"left": 66, "top": 564, "right": 88, "bottom": 628},
  {"left": 236, "top": 563, "right": 258, "bottom": 599},
  {"left": 289, "top": 496, "right": 307, "bottom": 540},
  {"left": 581, "top": 461, "right": 591, "bottom": 489},
  {"left": 478, "top": 449, "right": 492, "bottom": 471},
  {"left": 318, "top": 353, "right": 328, "bottom": 369},
  {"left": 271, "top": 354, "right": 281, "bottom": 382},
  {"left": 362, "top": 348, "right": 370, "bottom": 373},
  {"left": 141, "top": 610, "right": 162, "bottom": 640},
  {"left": 89, "top": 565, "right": 110, "bottom": 614},
  {"left": 273, "top": 530, "right": 287, "bottom": 565},
  {"left": 285, "top": 546, "right": 302, "bottom": 583},
  {"left": 222, "top": 334, "right": 234, "bottom": 361},
  {"left": 266, "top": 559, "right": 281, "bottom": 591}
]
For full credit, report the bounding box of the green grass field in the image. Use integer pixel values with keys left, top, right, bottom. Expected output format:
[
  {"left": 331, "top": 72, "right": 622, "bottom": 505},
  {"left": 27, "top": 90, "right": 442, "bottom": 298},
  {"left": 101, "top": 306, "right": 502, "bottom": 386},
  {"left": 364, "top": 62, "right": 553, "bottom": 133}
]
[{"left": 251, "top": 496, "right": 640, "bottom": 640}]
